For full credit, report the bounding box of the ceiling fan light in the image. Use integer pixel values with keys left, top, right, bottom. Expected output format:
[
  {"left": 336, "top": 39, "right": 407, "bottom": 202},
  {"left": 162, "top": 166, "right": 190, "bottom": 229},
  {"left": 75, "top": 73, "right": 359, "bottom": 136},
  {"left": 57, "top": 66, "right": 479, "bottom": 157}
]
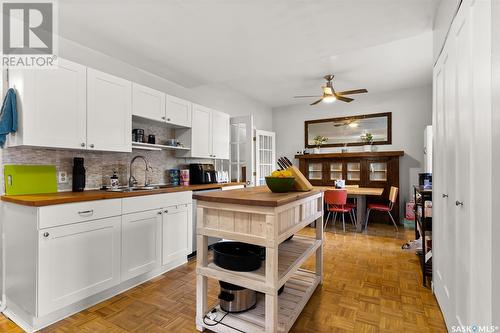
[{"left": 322, "top": 95, "right": 336, "bottom": 103}]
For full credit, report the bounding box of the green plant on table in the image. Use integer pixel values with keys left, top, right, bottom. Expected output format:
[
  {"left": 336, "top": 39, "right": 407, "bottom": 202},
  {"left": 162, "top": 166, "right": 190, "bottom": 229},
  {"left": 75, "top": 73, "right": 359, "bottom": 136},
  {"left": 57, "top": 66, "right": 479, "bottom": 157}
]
[
  {"left": 313, "top": 135, "right": 328, "bottom": 147},
  {"left": 361, "top": 133, "right": 373, "bottom": 145}
]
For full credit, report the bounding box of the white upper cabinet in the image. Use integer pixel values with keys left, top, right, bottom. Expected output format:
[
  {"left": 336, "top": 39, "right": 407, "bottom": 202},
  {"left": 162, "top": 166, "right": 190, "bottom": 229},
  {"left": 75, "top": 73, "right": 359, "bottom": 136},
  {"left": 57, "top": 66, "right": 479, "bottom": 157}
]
[
  {"left": 87, "top": 68, "right": 132, "bottom": 152},
  {"left": 211, "top": 110, "right": 230, "bottom": 159},
  {"left": 132, "top": 83, "right": 166, "bottom": 122},
  {"left": 7, "top": 59, "right": 87, "bottom": 149},
  {"left": 190, "top": 104, "right": 213, "bottom": 158},
  {"left": 166, "top": 95, "right": 192, "bottom": 127},
  {"left": 177, "top": 105, "right": 230, "bottom": 159}
]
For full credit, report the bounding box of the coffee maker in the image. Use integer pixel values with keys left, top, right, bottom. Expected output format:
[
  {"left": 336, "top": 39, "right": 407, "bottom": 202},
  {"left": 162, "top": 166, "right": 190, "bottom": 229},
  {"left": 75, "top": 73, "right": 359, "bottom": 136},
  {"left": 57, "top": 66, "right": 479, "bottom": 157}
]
[{"left": 189, "top": 164, "right": 217, "bottom": 184}]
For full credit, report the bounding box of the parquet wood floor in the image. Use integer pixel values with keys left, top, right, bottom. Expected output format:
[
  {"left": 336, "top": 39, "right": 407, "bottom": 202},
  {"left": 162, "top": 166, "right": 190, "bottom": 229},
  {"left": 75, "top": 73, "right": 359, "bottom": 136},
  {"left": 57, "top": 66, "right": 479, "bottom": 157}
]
[{"left": 0, "top": 223, "right": 447, "bottom": 333}]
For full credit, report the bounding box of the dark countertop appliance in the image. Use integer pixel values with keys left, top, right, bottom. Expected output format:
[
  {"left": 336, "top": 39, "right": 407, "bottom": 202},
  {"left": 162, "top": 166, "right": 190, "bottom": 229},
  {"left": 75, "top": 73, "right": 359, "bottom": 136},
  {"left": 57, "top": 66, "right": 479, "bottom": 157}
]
[{"left": 189, "top": 163, "right": 217, "bottom": 184}]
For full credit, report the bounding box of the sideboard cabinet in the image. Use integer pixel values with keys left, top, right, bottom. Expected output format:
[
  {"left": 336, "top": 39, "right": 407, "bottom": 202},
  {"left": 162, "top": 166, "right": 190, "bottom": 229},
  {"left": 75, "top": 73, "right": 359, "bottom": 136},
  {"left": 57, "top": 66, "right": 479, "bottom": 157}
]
[{"left": 295, "top": 151, "right": 404, "bottom": 223}]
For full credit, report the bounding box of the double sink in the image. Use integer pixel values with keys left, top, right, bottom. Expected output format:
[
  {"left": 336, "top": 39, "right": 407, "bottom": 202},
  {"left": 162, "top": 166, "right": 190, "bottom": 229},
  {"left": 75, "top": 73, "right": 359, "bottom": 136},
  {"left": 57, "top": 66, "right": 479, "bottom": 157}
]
[{"left": 106, "top": 184, "right": 180, "bottom": 193}]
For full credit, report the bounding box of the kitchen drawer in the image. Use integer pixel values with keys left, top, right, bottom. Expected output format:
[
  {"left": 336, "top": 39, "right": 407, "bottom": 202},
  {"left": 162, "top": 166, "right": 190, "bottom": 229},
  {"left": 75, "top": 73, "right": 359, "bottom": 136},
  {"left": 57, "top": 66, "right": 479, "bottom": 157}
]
[
  {"left": 38, "top": 199, "right": 122, "bottom": 229},
  {"left": 122, "top": 191, "right": 192, "bottom": 214}
]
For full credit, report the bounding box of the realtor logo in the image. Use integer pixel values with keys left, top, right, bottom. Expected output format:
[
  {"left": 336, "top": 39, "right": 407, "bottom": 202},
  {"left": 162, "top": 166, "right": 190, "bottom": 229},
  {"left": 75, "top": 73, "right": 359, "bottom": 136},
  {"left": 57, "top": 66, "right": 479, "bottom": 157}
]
[{"left": 2, "top": 1, "right": 58, "bottom": 68}]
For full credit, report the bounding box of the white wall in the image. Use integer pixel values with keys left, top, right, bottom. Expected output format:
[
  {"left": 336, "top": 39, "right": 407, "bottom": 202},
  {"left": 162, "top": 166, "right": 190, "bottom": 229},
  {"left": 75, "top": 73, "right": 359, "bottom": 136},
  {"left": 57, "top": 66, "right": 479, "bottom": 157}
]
[
  {"left": 272, "top": 85, "right": 432, "bottom": 213},
  {"left": 433, "top": 0, "right": 461, "bottom": 62},
  {"left": 58, "top": 37, "right": 273, "bottom": 130}
]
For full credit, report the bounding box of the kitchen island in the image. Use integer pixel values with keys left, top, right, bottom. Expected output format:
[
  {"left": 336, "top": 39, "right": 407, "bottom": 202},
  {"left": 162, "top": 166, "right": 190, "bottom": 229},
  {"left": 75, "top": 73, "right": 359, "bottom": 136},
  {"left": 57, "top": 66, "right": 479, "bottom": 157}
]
[{"left": 193, "top": 186, "right": 324, "bottom": 333}]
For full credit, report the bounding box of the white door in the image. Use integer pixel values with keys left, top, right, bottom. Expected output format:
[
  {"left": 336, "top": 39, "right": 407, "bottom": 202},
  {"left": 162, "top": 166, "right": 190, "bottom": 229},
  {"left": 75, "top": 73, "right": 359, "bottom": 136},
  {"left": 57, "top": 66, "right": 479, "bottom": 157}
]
[
  {"left": 121, "top": 209, "right": 162, "bottom": 281},
  {"left": 162, "top": 204, "right": 190, "bottom": 265},
  {"left": 87, "top": 68, "right": 132, "bottom": 152},
  {"left": 453, "top": 10, "right": 473, "bottom": 325},
  {"left": 132, "top": 83, "right": 166, "bottom": 122},
  {"left": 165, "top": 95, "right": 192, "bottom": 127},
  {"left": 191, "top": 104, "right": 212, "bottom": 158},
  {"left": 8, "top": 58, "right": 87, "bottom": 149},
  {"left": 255, "top": 130, "right": 276, "bottom": 186},
  {"left": 211, "top": 110, "right": 230, "bottom": 159},
  {"left": 230, "top": 115, "right": 255, "bottom": 186},
  {"left": 38, "top": 217, "right": 121, "bottom": 316}
]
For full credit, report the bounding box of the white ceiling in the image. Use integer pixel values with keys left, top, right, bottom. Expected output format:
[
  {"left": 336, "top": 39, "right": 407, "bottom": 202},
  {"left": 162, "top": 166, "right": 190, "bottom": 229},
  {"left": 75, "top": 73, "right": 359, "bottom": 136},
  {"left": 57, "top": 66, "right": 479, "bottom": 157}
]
[{"left": 58, "top": 0, "right": 438, "bottom": 108}]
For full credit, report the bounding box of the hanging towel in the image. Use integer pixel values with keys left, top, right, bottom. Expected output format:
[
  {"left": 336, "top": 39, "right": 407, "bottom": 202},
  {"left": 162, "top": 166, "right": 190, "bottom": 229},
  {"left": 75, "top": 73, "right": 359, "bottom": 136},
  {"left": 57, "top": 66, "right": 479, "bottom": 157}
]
[{"left": 0, "top": 88, "right": 18, "bottom": 148}]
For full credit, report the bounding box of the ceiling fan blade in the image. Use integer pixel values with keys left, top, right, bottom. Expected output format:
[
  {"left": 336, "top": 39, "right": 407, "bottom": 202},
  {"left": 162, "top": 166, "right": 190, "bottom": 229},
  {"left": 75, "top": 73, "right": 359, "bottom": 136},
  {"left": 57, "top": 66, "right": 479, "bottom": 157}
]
[
  {"left": 337, "top": 89, "right": 368, "bottom": 96},
  {"left": 310, "top": 98, "right": 323, "bottom": 106},
  {"left": 293, "top": 95, "right": 322, "bottom": 98},
  {"left": 336, "top": 95, "right": 354, "bottom": 103}
]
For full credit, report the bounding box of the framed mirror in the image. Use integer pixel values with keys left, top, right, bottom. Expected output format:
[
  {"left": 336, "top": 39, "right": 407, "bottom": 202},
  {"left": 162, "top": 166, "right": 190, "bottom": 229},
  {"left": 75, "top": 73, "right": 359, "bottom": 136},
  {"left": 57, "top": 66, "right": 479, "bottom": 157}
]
[{"left": 304, "top": 112, "right": 392, "bottom": 148}]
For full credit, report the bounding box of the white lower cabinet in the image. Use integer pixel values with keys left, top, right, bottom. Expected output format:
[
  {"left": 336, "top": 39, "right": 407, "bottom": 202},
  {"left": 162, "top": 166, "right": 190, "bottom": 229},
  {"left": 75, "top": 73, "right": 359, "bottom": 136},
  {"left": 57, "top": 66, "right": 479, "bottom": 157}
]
[
  {"left": 37, "top": 216, "right": 121, "bottom": 316},
  {"left": 162, "top": 204, "right": 191, "bottom": 265},
  {"left": 3, "top": 192, "right": 193, "bottom": 331},
  {"left": 121, "top": 209, "right": 162, "bottom": 281}
]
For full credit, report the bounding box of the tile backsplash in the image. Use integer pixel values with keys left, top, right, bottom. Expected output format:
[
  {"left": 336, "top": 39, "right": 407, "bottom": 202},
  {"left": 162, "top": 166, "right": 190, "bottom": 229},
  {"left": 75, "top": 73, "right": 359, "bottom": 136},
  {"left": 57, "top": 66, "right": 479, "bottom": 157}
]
[{"left": 1, "top": 118, "right": 210, "bottom": 192}]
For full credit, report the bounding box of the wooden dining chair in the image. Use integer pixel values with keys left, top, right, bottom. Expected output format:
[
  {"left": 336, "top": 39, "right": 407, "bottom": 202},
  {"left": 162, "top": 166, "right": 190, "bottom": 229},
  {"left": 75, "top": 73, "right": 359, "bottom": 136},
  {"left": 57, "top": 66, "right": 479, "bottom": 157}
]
[
  {"left": 364, "top": 186, "right": 399, "bottom": 231},
  {"left": 324, "top": 189, "right": 355, "bottom": 232}
]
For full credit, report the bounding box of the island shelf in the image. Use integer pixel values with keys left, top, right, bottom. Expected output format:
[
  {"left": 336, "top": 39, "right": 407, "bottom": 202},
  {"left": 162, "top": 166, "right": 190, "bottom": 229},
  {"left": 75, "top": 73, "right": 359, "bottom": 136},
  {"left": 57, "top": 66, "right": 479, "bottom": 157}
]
[{"left": 194, "top": 186, "right": 324, "bottom": 333}]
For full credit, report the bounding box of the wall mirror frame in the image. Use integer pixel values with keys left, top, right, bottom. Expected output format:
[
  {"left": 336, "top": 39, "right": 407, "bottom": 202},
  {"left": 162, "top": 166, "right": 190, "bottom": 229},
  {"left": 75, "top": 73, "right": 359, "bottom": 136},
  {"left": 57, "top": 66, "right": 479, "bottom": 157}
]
[{"left": 304, "top": 112, "right": 392, "bottom": 148}]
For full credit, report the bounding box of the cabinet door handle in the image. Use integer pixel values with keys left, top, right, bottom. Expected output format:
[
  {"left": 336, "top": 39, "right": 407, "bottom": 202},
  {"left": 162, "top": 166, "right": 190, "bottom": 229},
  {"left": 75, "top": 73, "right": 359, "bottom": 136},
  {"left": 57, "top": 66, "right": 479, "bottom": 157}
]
[
  {"left": 161, "top": 116, "right": 166, "bottom": 120},
  {"left": 43, "top": 232, "right": 50, "bottom": 238},
  {"left": 167, "top": 118, "right": 171, "bottom": 121},
  {"left": 157, "top": 211, "right": 163, "bottom": 215},
  {"left": 80, "top": 142, "right": 85, "bottom": 147},
  {"left": 442, "top": 194, "right": 448, "bottom": 198},
  {"left": 164, "top": 209, "right": 169, "bottom": 214},
  {"left": 89, "top": 144, "right": 94, "bottom": 148},
  {"left": 455, "top": 200, "right": 464, "bottom": 207},
  {"left": 78, "top": 209, "right": 94, "bottom": 216}
]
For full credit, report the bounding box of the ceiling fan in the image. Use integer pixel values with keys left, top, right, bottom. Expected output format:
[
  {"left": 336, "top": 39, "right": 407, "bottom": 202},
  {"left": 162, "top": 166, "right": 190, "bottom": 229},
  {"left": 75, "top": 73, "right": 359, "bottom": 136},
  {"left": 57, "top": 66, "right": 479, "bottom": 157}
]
[{"left": 294, "top": 75, "right": 368, "bottom": 105}]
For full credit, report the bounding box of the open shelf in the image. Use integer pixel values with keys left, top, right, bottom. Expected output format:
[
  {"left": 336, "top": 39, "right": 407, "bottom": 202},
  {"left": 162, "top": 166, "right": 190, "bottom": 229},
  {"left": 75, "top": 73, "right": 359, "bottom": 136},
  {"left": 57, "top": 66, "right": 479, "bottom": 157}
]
[
  {"left": 132, "top": 141, "right": 191, "bottom": 151},
  {"left": 202, "top": 270, "right": 320, "bottom": 333},
  {"left": 197, "top": 236, "right": 321, "bottom": 294}
]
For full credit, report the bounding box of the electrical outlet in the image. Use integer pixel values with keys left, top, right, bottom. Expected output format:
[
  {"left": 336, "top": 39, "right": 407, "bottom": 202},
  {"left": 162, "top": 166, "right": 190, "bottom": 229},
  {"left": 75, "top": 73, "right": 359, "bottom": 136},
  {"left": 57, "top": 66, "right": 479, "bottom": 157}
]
[{"left": 58, "top": 171, "right": 68, "bottom": 184}]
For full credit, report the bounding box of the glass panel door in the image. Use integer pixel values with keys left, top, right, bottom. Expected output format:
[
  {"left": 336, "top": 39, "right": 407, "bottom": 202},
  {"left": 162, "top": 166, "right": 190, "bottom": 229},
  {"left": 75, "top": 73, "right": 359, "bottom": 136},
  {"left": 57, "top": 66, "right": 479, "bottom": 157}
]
[
  {"left": 308, "top": 162, "right": 323, "bottom": 180},
  {"left": 329, "top": 162, "right": 343, "bottom": 180},
  {"left": 347, "top": 162, "right": 361, "bottom": 181},
  {"left": 369, "top": 162, "right": 388, "bottom": 181},
  {"left": 255, "top": 130, "right": 276, "bottom": 186},
  {"left": 230, "top": 116, "right": 254, "bottom": 186}
]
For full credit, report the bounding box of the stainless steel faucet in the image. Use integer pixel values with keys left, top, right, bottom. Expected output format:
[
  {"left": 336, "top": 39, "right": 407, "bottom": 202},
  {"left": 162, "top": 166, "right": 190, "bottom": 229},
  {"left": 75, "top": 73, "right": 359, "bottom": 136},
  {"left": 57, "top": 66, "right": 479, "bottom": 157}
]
[{"left": 128, "top": 155, "right": 152, "bottom": 187}]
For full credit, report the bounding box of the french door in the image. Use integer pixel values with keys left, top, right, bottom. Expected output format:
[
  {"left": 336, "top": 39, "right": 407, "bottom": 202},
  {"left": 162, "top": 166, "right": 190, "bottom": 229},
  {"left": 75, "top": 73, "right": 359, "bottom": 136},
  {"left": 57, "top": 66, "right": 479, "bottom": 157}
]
[
  {"left": 255, "top": 130, "right": 276, "bottom": 186},
  {"left": 230, "top": 115, "right": 255, "bottom": 186}
]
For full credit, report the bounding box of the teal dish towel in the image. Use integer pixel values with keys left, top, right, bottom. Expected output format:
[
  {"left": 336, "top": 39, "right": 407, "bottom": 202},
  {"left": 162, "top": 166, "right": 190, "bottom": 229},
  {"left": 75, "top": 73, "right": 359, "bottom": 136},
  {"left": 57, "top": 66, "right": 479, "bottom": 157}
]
[{"left": 0, "top": 88, "right": 17, "bottom": 148}]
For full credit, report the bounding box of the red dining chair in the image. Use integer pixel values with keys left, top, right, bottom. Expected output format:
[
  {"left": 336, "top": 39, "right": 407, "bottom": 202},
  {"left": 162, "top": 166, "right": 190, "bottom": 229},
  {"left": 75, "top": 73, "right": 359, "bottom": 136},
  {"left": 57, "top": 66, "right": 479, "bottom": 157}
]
[
  {"left": 364, "top": 186, "right": 399, "bottom": 231},
  {"left": 324, "top": 189, "right": 355, "bottom": 232}
]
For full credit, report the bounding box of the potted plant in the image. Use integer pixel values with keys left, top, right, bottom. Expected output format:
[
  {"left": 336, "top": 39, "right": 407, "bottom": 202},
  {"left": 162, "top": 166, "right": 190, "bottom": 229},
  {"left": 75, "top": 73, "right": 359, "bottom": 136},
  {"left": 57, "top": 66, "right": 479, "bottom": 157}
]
[
  {"left": 312, "top": 135, "right": 328, "bottom": 154},
  {"left": 361, "top": 133, "right": 373, "bottom": 152}
]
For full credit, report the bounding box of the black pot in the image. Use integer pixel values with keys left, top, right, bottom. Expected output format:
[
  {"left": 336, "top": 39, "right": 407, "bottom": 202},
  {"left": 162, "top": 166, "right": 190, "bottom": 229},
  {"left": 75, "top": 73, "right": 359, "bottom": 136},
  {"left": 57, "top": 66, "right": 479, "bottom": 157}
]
[{"left": 213, "top": 242, "right": 264, "bottom": 272}]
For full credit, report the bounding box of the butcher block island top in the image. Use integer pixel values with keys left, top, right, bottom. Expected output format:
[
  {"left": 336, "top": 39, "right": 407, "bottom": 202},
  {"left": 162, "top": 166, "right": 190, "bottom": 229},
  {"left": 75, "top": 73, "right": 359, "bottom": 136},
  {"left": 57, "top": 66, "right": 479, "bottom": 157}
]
[
  {"left": 193, "top": 185, "right": 324, "bottom": 207},
  {"left": 195, "top": 186, "right": 324, "bottom": 333}
]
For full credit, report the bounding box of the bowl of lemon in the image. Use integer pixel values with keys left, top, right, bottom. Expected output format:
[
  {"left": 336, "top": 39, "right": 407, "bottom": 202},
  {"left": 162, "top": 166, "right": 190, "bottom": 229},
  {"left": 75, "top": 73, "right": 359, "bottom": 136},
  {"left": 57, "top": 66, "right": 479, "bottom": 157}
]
[{"left": 265, "top": 170, "right": 295, "bottom": 193}]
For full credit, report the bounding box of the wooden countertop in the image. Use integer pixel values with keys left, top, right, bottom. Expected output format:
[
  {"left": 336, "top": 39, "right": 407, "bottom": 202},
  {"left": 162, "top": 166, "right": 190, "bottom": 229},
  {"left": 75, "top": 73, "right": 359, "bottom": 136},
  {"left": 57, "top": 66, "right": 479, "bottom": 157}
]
[
  {"left": 0, "top": 182, "right": 246, "bottom": 207},
  {"left": 315, "top": 186, "right": 384, "bottom": 196},
  {"left": 192, "top": 186, "right": 323, "bottom": 207}
]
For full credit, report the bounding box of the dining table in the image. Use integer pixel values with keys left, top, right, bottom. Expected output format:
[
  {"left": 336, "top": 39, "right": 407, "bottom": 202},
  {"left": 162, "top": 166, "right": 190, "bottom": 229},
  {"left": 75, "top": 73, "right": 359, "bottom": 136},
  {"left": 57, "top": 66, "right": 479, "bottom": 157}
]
[{"left": 315, "top": 186, "right": 384, "bottom": 232}]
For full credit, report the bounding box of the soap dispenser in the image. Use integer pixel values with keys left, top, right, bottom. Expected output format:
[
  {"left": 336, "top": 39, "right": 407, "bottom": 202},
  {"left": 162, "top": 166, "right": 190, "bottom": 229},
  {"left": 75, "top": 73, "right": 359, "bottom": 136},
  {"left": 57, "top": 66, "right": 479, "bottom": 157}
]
[{"left": 110, "top": 171, "right": 119, "bottom": 189}]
